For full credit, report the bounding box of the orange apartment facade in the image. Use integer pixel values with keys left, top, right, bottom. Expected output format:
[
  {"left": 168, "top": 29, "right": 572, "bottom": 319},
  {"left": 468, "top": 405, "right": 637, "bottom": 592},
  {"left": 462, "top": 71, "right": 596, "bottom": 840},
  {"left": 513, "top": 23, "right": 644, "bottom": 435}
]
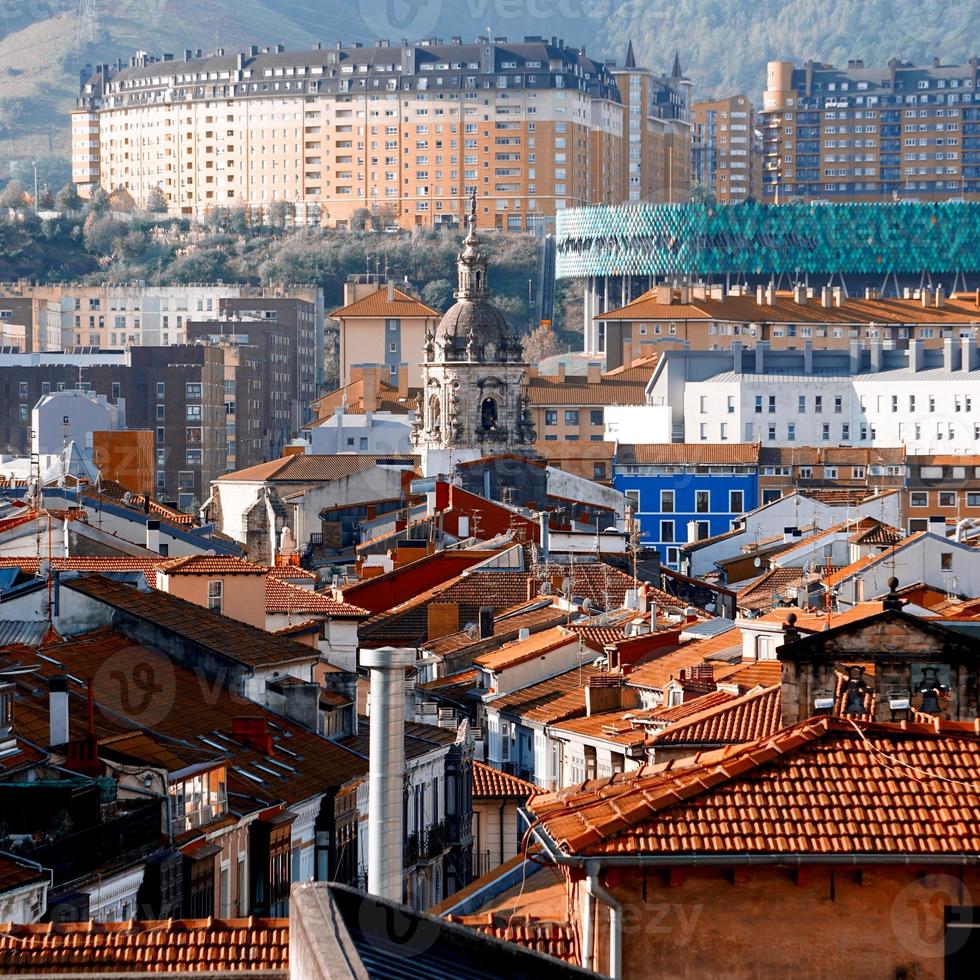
[
  {"left": 71, "top": 37, "right": 652, "bottom": 231},
  {"left": 761, "top": 57, "right": 980, "bottom": 202},
  {"left": 692, "top": 94, "right": 761, "bottom": 201}
]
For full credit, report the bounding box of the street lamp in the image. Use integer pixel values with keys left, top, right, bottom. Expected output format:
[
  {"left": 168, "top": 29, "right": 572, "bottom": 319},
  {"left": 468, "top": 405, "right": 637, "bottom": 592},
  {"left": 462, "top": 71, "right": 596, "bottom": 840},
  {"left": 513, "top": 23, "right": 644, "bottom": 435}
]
[{"left": 32, "top": 161, "right": 38, "bottom": 212}]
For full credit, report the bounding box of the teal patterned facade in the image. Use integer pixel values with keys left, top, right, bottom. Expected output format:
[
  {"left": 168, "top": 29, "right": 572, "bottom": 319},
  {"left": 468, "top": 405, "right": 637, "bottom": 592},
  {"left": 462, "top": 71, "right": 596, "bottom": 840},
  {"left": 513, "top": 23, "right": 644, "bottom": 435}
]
[{"left": 555, "top": 201, "right": 980, "bottom": 280}]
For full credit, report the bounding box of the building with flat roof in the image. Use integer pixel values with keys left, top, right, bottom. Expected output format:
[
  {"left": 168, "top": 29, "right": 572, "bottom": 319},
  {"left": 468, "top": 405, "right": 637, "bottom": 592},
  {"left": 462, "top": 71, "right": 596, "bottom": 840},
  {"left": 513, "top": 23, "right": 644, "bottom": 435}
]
[
  {"left": 71, "top": 36, "right": 637, "bottom": 231},
  {"left": 761, "top": 57, "right": 980, "bottom": 203},
  {"left": 692, "top": 94, "right": 760, "bottom": 202}
]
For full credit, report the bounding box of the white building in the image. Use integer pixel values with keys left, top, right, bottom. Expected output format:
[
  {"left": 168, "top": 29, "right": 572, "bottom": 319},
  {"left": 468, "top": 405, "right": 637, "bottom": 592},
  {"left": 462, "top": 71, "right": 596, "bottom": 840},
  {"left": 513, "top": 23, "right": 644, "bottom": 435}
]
[
  {"left": 308, "top": 408, "right": 414, "bottom": 455},
  {"left": 32, "top": 389, "right": 125, "bottom": 457},
  {"left": 652, "top": 337, "right": 980, "bottom": 453}
]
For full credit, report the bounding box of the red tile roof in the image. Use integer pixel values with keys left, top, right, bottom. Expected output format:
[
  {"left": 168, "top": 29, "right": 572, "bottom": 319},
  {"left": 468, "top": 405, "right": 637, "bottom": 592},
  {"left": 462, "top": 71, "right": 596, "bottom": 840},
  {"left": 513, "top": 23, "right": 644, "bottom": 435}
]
[
  {"left": 472, "top": 761, "right": 538, "bottom": 800},
  {"left": 219, "top": 453, "right": 416, "bottom": 484},
  {"left": 65, "top": 576, "right": 318, "bottom": 669},
  {"left": 648, "top": 684, "right": 782, "bottom": 748},
  {"left": 158, "top": 555, "right": 267, "bottom": 575},
  {"left": 824, "top": 533, "right": 926, "bottom": 588},
  {"left": 474, "top": 627, "right": 577, "bottom": 673},
  {"left": 446, "top": 916, "right": 580, "bottom": 966},
  {"left": 530, "top": 717, "right": 980, "bottom": 857},
  {"left": 0, "top": 856, "right": 47, "bottom": 896},
  {"left": 618, "top": 443, "right": 760, "bottom": 466},
  {"left": 488, "top": 665, "right": 606, "bottom": 725},
  {"left": 0, "top": 918, "right": 289, "bottom": 975},
  {"left": 265, "top": 578, "right": 367, "bottom": 618},
  {"left": 329, "top": 285, "right": 438, "bottom": 319}
]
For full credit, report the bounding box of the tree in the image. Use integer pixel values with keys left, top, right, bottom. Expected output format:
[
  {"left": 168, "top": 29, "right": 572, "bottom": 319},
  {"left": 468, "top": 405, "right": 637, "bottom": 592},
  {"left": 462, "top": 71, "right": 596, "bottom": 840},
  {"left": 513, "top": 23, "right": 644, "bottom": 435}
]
[
  {"left": 87, "top": 186, "right": 110, "bottom": 216},
  {"left": 350, "top": 207, "right": 371, "bottom": 231},
  {"left": 521, "top": 323, "right": 564, "bottom": 363},
  {"left": 0, "top": 179, "right": 27, "bottom": 209},
  {"left": 54, "top": 184, "right": 81, "bottom": 211},
  {"left": 690, "top": 182, "right": 717, "bottom": 206},
  {"left": 36, "top": 186, "right": 54, "bottom": 209},
  {"left": 9, "top": 156, "right": 70, "bottom": 194},
  {"left": 421, "top": 278, "right": 453, "bottom": 314},
  {"left": 267, "top": 200, "right": 292, "bottom": 230},
  {"left": 145, "top": 185, "right": 168, "bottom": 213}
]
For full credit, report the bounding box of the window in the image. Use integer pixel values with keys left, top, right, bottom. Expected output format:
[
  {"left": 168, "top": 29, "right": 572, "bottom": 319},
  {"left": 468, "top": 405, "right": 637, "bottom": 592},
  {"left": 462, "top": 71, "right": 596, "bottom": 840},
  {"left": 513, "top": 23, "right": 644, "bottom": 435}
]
[
  {"left": 787, "top": 423, "right": 796, "bottom": 441},
  {"left": 825, "top": 466, "right": 838, "bottom": 479},
  {"left": 625, "top": 489, "right": 640, "bottom": 513},
  {"left": 814, "top": 395, "right": 822, "bottom": 414},
  {"left": 910, "top": 492, "right": 928, "bottom": 507},
  {"left": 834, "top": 395, "right": 843, "bottom": 414},
  {"left": 699, "top": 423, "right": 708, "bottom": 440},
  {"left": 822, "top": 423, "right": 830, "bottom": 440},
  {"left": 695, "top": 520, "right": 710, "bottom": 540},
  {"left": 178, "top": 470, "right": 195, "bottom": 490},
  {"left": 186, "top": 405, "right": 203, "bottom": 422},
  {"left": 564, "top": 410, "right": 579, "bottom": 425},
  {"left": 699, "top": 395, "right": 708, "bottom": 413},
  {"left": 754, "top": 395, "right": 763, "bottom": 414},
  {"left": 592, "top": 462, "right": 606, "bottom": 480},
  {"left": 544, "top": 410, "right": 557, "bottom": 426},
  {"left": 156, "top": 382, "right": 166, "bottom": 400},
  {"left": 798, "top": 395, "right": 806, "bottom": 413},
  {"left": 18, "top": 382, "right": 28, "bottom": 399},
  {"left": 207, "top": 580, "right": 223, "bottom": 613},
  {"left": 660, "top": 520, "right": 675, "bottom": 543},
  {"left": 941, "top": 552, "right": 953, "bottom": 571},
  {"left": 940, "top": 491, "right": 956, "bottom": 507},
  {"left": 186, "top": 448, "right": 202, "bottom": 466},
  {"left": 695, "top": 490, "right": 710, "bottom": 513},
  {"left": 660, "top": 489, "right": 675, "bottom": 513},
  {"left": 768, "top": 395, "right": 776, "bottom": 413},
  {"left": 156, "top": 405, "right": 166, "bottom": 421},
  {"left": 186, "top": 382, "right": 202, "bottom": 400},
  {"left": 590, "top": 409, "right": 603, "bottom": 426},
  {"left": 730, "top": 490, "right": 744, "bottom": 513},
  {"left": 727, "top": 395, "right": 735, "bottom": 413}
]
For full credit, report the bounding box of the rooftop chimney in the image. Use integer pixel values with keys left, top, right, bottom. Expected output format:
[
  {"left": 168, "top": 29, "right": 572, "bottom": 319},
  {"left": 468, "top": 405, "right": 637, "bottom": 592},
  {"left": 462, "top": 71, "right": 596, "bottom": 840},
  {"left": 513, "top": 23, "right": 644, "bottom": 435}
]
[
  {"left": 478, "top": 606, "right": 494, "bottom": 640},
  {"left": 49, "top": 676, "right": 69, "bottom": 746},
  {"left": 963, "top": 335, "right": 977, "bottom": 372},
  {"left": 732, "top": 340, "right": 743, "bottom": 374},
  {"left": 821, "top": 286, "right": 831, "bottom": 309},
  {"left": 756, "top": 284, "right": 765, "bottom": 305},
  {"left": 909, "top": 338, "right": 924, "bottom": 372},
  {"left": 387, "top": 280, "right": 395, "bottom": 303},
  {"left": 145, "top": 519, "right": 160, "bottom": 554},
  {"left": 362, "top": 646, "right": 415, "bottom": 902},
  {"left": 944, "top": 336, "right": 961, "bottom": 372},
  {"left": 793, "top": 283, "right": 806, "bottom": 305},
  {"left": 935, "top": 284, "right": 945, "bottom": 308}
]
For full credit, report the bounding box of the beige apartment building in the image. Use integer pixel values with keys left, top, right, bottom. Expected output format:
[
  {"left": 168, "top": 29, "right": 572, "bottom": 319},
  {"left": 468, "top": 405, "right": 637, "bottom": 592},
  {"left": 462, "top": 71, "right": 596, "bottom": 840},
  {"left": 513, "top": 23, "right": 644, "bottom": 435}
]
[
  {"left": 71, "top": 37, "right": 645, "bottom": 232},
  {"left": 0, "top": 282, "right": 321, "bottom": 352},
  {"left": 692, "top": 94, "right": 761, "bottom": 201},
  {"left": 330, "top": 275, "right": 438, "bottom": 389},
  {"left": 611, "top": 46, "right": 692, "bottom": 204},
  {"left": 72, "top": 37, "right": 690, "bottom": 231},
  {"left": 761, "top": 57, "right": 980, "bottom": 202}
]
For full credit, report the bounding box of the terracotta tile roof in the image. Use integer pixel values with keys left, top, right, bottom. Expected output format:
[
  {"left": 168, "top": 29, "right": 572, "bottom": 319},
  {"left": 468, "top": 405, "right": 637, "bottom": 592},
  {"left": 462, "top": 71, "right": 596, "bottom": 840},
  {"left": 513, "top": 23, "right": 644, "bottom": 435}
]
[
  {"left": 488, "top": 665, "right": 606, "bottom": 725},
  {"left": 597, "top": 287, "right": 980, "bottom": 326},
  {"left": 474, "top": 626, "right": 578, "bottom": 674},
  {"left": 158, "top": 555, "right": 267, "bottom": 575},
  {"left": 219, "top": 452, "right": 417, "bottom": 484},
  {"left": 524, "top": 368, "right": 652, "bottom": 407},
  {"left": 533, "top": 441, "right": 616, "bottom": 462},
  {"left": 713, "top": 660, "right": 784, "bottom": 689},
  {"left": 89, "top": 481, "right": 196, "bottom": 525},
  {"left": 648, "top": 684, "right": 782, "bottom": 748},
  {"left": 531, "top": 563, "right": 644, "bottom": 613},
  {"left": 0, "top": 917, "right": 289, "bottom": 975},
  {"left": 617, "top": 443, "right": 760, "bottom": 466},
  {"left": 358, "top": 570, "right": 533, "bottom": 645},
  {"left": 625, "top": 637, "right": 738, "bottom": 693},
  {"left": 265, "top": 578, "right": 367, "bottom": 618},
  {"left": 0, "top": 556, "right": 161, "bottom": 587},
  {"left": 65, "top": 576, "right": 318, "bottom": 669},
  {"left": 418, "top": 669, "right": 479, "bottom": 692},
  {"left": 737, "top": 567, "right": 838, "bottom": 612},
  {"left": 329, "top": 285, "right": 438, "bottom": 319},
  {"left": 549, "top": 710, "right": 648, "bottom": 749},
  {"left": 4, "top": 628, "right": 365, "bottom": 807},
  {"left": 447, "top": 916, "right": 580, "bottom": 966},
  {"left": 848, "top": 523, "right": 904, "bottom": 546},
  {"left": 530, "top": 717, "right": 980, "bottom": 857},
  {"left": 802, "top": 488, "right": 883, "bottom": 506},
  {"left": 759, "top": 446, "right": 906, "bottom": 467},
  {"left": 472, "top": 760, "right": 538, "bottom": 800},
  {"left": 266, "top": 564, "right": 318, "bottom": 581},
  {"left": 421, "top": 602, "right": 565, "bottom": 658},
  {"left": 633, "top": 689, "right": 735, "bottom": 726}
]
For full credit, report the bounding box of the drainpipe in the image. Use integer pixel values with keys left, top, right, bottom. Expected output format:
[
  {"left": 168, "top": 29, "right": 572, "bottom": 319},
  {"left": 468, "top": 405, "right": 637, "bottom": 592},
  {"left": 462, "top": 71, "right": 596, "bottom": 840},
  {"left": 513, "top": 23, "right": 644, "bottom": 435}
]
[
  {"left": 581, "top": 873, "right": 595, "bottom": 972},
  {"left": 586, "top": 860, "right": 622, "bottom": 980}
]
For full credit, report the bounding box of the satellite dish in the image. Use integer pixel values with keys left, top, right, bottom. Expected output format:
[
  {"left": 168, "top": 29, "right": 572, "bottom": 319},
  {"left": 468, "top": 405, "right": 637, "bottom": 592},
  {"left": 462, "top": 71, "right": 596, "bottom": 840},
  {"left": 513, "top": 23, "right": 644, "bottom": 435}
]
[
  {"left": 561, "top": 577, "right": 571, "bottom": 597},
  {"left": 204, "top": 549, "right": 216, "bottom": 557},
  {"left": 122, "top": 492, "right": 133, "bottom": 504},
  {"left": 753, "top": 557, "right": 762, "bottom": 568},
  {"left": 582, "top": 597, "right": 594, "bottom": 612},
  {"left": 38, "top": 559, "right": 50, "bottom": 579},
  {"left": 540, "top": 582, "right": 552, "bottom": 595}
]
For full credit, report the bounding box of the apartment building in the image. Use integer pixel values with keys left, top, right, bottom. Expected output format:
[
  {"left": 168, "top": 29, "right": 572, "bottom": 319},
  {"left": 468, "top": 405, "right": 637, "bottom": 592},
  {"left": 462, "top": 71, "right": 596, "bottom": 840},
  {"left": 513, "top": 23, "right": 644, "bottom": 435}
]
[
  {"left": 71, "top": 36, "right": 631, "bottom": 231},
  {"left": 692, "top": 94, "right": 760, "bottom": 201},
  {"left": 0, "top": 282, "right": 323, "bottom": 355},
  {"left": 330, "top": 275, "right": 439, "bottom": 389},
  {"left": 649, "top": 337, "right": 980, "bottom": 453},
  {"left": 761, "top": 57, "right": 980, "bottom": 202},
  {"left": 610, "top": 44, "right": 692, "bottom": 204},
  {"left": 597, "top": 282, "right": 980, "bottom": 369}
]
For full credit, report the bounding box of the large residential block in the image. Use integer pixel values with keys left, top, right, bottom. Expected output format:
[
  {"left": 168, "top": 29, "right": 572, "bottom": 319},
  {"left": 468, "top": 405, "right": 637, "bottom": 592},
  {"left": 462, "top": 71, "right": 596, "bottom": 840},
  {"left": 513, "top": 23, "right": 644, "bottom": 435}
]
[
  {"left": 691, "top": 94, "right": 760, "bottom": 201},
  {"left": 71, "top": 38, "right": 689, "bottom": 230},
  {"left": 762, "top": 57, "right": 980, "bottom": 202}
]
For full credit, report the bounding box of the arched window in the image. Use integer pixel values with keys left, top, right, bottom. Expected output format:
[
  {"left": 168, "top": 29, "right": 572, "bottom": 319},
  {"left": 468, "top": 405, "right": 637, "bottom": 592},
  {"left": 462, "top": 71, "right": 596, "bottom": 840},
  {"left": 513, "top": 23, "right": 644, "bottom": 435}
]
[
  {"left": 429, "top": 395, "right": 441, "bottom": 433},
  {"left": 481, "top": 397, "right": 498, "bottom": 431}
]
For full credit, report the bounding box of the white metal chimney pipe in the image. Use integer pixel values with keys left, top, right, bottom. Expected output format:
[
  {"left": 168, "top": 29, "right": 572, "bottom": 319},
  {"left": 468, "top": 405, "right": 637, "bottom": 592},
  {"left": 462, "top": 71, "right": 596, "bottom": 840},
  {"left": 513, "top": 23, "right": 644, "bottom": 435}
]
[
  {"left": 49, "top": 675, "right": 69, "bottom": 746},
  {"left": 362, "top": 646, "right": 416, "bottom": 903}
]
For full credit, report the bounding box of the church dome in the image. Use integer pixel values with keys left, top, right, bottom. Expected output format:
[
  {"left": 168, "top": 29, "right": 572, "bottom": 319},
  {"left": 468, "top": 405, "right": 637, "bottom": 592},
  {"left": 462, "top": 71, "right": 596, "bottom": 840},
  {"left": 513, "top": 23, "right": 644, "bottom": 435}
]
[
  {"left": 430, "top": 192, "right": 518, "bottom": 363},
  {"left": 434, "top": 299, "right": 510, "bottom": 359}
]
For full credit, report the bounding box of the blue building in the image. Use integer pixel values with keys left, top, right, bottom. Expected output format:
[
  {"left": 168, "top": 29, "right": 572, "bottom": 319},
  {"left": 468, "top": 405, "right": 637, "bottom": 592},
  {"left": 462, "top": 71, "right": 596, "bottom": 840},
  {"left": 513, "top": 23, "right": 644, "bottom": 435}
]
[{"left": 613, "top": 444, "right": 760, "bottom": 569}]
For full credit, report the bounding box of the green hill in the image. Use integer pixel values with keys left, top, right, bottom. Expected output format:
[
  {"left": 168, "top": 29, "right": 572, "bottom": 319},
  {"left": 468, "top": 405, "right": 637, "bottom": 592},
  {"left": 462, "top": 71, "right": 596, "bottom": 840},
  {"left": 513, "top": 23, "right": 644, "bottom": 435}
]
[{"left": 0, "top": 0, "right": 973, "bottom": 176}]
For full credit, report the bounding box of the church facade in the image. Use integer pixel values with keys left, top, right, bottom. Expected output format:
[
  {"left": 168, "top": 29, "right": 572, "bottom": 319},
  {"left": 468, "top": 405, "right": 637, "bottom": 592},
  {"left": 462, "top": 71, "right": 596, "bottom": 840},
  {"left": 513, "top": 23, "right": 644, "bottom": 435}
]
[{"left": 413, "top": 196, "right": 535, "bottom": 477}]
